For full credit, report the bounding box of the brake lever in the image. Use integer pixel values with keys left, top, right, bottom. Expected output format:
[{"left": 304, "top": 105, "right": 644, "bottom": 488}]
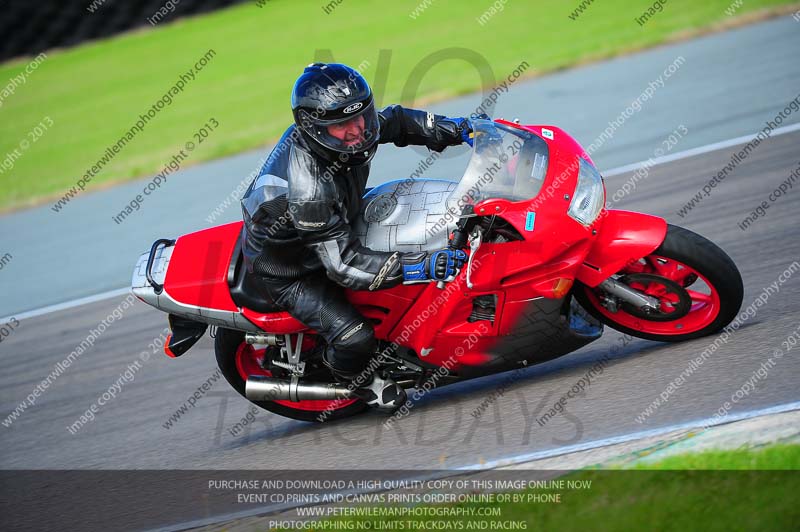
[
  {"left": 436, "top": 224, "right": 467, "bottom": 289},
  {"left": 435, "top": 227, "right": 482, "bottom": 290},
  {"left": 465, "top": 227, "right": 483, "bottom": 289}
]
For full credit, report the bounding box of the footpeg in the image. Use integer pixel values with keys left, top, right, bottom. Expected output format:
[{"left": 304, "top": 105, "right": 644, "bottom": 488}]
[{"left": 355, "top": 374, "right": 407, "bottom": 413}]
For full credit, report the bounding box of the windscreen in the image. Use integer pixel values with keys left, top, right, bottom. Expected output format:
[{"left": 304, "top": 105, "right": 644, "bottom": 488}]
[{"left": 447, "top": 120, "right": 549, "bottom": 213}]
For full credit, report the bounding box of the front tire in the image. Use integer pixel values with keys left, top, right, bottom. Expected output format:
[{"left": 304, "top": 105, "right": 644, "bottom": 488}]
[
  {"left": 215, "top": 328, "right": 367, "bottom": 422},
  {"left": 575, "top": 224, "right": 743, "bottom": 342}
]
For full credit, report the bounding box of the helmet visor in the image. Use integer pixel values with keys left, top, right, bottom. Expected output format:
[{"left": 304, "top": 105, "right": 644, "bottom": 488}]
[{"left": 298, "top": 102, "right": 380, "bottom": 156}]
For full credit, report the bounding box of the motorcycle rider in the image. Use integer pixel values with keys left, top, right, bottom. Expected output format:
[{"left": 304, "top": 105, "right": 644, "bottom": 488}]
[{"left": 240, "top": 63, "right": 471, "bottom": 411}]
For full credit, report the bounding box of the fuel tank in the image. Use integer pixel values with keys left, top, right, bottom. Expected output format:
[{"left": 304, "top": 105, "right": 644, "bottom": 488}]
[{"left": 352, "top": 179, "right": 459, "bottom": 253}]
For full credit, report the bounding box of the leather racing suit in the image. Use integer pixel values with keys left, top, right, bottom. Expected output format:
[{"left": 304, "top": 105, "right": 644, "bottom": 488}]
[{"left": 240, "top": 105, "right": 466, "bottom": 375}]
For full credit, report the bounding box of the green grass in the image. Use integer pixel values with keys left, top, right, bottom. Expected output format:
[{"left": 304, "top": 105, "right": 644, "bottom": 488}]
[
  {"left": 631, "top": 442, "right": 800, "bottom": 469},
  {"left": 299, "top": 445, "right": 800, "bottom": 531},
  {"left": 0, "top": 0, "right": 797, "bottom": 210}
]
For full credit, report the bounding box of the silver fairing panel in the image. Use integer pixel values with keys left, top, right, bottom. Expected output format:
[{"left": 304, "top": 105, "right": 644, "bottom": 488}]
[
  {"left": 352, "top": 179, "right": 459, "bottom": 253},
  {"left": 131, "top": 244, "right": 262, "bottom": 332}
]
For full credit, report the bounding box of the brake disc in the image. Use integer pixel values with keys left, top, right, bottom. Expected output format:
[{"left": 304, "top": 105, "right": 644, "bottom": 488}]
[{"left": 619, "top": 273, "right": 692, "bottom": 322}]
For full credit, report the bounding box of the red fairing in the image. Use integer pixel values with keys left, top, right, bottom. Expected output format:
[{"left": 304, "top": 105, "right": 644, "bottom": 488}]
[
  {"left": 163, "top": 221, "right": 242, "bottom": 311},
  {"left": 577, "top": 210, "right": 668, "bottom": 287},
  {"left": 346, "top": 288, "right": 423, "bottom": 339},
  {"left": 163, "top": 335, "right": 177, "bottom": 358},
  {"left": 149, "top": 121, "right": 664, "bottom": 376},
  {"left": 240, "top": 308, "right": 308, "bottom": 333}
]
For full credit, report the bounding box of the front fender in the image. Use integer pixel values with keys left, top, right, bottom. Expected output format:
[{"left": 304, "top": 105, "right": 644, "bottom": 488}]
[{"left": 576, "top": 210, "right": 667, "bottom": 287}]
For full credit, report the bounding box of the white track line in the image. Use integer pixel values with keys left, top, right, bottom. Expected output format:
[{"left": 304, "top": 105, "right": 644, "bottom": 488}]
[
  {"left": 0, "top": 287, "right": 132, "bottom": 323},
  {"left": 6, "top": 122, "right": 800, "bottom": 323},
  {"left": 459, "top": 400, "right": 800, "bottom": 471},
  {"left": 603, "top": 122, "right": 800, "bottom": 177}
]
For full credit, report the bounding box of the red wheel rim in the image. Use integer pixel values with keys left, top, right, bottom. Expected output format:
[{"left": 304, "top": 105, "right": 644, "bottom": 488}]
[
  {"left": 585, "top": 255, "right": 721, "bottom": 335},
  {"left": 235, "top": 342, "right": 359, "bottom": 412}
]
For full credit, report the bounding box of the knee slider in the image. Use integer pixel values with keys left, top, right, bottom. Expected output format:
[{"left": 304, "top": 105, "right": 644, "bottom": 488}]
[{"left": 332, "top": 320, "right": 376, "bottom": 354}]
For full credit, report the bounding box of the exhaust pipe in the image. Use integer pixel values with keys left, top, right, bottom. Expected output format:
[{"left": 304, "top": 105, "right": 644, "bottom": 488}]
[{"left": 245, "top": 376, "right": 355, "bottom": 402}]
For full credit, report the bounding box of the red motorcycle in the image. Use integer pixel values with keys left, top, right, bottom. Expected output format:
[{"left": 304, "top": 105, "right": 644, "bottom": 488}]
[{"left": 132, "top": 119, "right": 743, "bottom": 422}]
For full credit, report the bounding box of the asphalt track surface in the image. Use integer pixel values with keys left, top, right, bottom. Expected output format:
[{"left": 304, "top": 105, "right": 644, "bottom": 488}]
[
  {"left": 1, "top": 15, "right": 800, "bottom": 532},
  {"left": 2, "top": 127, "right": 799, "bottom": 531}
]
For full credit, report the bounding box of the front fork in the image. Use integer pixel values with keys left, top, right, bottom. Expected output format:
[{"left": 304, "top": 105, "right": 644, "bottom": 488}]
[{"left": 597, "top": 277, "right": 661, "bottom": 313}]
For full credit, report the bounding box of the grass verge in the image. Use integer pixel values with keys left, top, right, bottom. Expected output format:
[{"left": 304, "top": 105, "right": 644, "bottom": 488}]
[{"left": 294, "top": 444, "right": 800, "bottom": 531}]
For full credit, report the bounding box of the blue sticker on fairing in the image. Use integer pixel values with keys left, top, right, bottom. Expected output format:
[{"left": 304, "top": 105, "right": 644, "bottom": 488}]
[{"left": 525, "top": 212, "right": 536, "bottom": 231}]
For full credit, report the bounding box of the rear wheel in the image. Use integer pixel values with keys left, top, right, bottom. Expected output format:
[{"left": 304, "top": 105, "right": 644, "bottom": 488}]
[
  {"left": 575, "top": 224, "right": 743, "bottom": 342},
  {"left": 215, "top": 328, "right": 367, "bottom": 422}
]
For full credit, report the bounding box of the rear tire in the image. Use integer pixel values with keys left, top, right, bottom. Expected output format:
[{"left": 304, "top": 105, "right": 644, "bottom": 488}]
[
  {"left": 575, "top": 224, "right": 743, "bottom": 342},
  {"left": 215, "top": 328, "right": 367, "bottom": 422}
]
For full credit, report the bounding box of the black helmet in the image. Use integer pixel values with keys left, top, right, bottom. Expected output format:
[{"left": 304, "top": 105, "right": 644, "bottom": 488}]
[{"left": 291, "top": 63, "right": 380, "bottom": 166}]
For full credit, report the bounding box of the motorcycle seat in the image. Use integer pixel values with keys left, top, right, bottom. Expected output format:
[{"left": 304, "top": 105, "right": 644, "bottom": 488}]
[{"left": 227, "top": 232, "right": 284, "bottom": 314}]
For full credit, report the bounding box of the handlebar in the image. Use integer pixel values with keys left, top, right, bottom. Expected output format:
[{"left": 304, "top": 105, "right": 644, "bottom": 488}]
[{"left": 436, "top": 225, "right": 469, "bottom": 290}]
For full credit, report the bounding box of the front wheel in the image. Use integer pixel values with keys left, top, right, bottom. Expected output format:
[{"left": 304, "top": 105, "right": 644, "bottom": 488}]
[
  {"left": 215, "top": 328, "right": 367, "bottom": 422},
  {"left": 575, "top": 224, "right": 743, "bottom": 342}
]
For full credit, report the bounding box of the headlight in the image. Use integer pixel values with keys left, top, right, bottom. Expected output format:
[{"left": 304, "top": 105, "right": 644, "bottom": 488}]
[{"left": 568, "top": 158, "right": 605, "bottom": 226}]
